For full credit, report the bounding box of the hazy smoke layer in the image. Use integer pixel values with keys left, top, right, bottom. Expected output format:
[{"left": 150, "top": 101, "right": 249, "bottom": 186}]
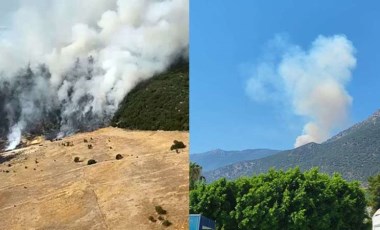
[
  {"left": 246, "top": 35, "right": 356, "bottom": 147},
  {"left": 0, "top": 0, "right": 188, "bottom": 150}
]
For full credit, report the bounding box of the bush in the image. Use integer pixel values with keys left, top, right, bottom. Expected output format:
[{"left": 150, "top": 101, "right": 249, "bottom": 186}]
[
  {"left": 155, "top": 205, "right": 167, "bottom": 215},
  {"left": 158, "top": 216, "right": 164, "bottom": 221},
  {"left": 170, "top": 140, "right": 186, "bottom": 151},
  {"left": 62, "top": 141, "right": 74, "bottom": 147},
  {"left": 87, "top": 159, "right": 97, "bottom": 165},
  {"left": 148, "top": 216, "right": 156, "bottom": 222},
  {"left": 162, "top": 220, "right": 172, "bottom": 227},
  {"left": 115, "top": 154, "right": 123, "bottom": 160},
  {"left": 73, "top": 157, "right": 80, "bottom": 163}
]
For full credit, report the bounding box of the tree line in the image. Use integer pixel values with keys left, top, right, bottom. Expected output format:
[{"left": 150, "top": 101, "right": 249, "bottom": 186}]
[{"left": 190, "top": 163, "right": 380, "bottom": 229}]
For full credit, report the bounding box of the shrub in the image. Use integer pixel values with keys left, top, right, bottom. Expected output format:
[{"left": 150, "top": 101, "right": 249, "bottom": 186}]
[
  {"left": 158, "top": 216, "right": 164, "bottom": 221},
  {"left": 155, "top": 205, "right": 167, "bottom": 215},
  {"left": 62, "top": 141, "right": 74, "bottom": 147},
  {"left": 170, "top": 140, "right": 186, "bottom": 151},
  {"left": 115, "top": 154, "right": 123, "bottom": 160},
  {"left": 162, "top": 220, "right": 172, "bottom": 227},
  {"left": 148, "top": 216, "right": 156, "bottom": 222},
  {"left": 74, "top": 157, "right": 80, "bottom": 163},
  {"left": 87, "top": 159, "right": 97, "bottom": 165}
]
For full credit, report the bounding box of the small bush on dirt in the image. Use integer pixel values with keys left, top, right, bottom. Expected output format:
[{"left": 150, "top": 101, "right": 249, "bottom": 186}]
[
  {"left": 155, "top": 205, "right": 167, "bottom": 215},
  {"left": 83, "top": 139, "right": 88, "bottom": 143},
  {"left": 162, "top": 220, "right": 172, "bottom": 227},
  {"left": 170, "top": 140, "right": 186, "bottom": 151},
  {"left": 115, "top": 154, "right": 123, "bottom": 160},
  {"left": 62, "top": 141, "right": 74, "bottom": 147},
  {"left": 148, "top": 216, "right": 156, "bottom": 222},
  {"left": 87, "top": 159, "right": 97, "bottom": 165},
  {"left": 74, "top": 157, "right": 80, "bottom": 163},
  {"left": 87, "top": 144, "right": 93, "bottom": 149},
  {"left": 158, "top": 216, "right": 164, "bottom": 221}
]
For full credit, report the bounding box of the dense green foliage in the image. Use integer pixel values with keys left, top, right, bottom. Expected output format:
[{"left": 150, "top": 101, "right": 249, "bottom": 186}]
[
  {"left": 368, "top": 173, "right": 380, "bottom": 215},
  {"left": 191, "top": 168, "right": 369, "bottom": 230},
  {"left": 111, "top": 61, "right": 188, "bottom": 131},
  {"left": 205, "top": 110, "right": 380, "bottom": 183}
]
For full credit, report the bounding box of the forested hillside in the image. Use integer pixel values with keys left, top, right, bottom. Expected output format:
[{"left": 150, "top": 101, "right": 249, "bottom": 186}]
[{"left": 112, "top": 61, "right": 189, "bottom": 131}]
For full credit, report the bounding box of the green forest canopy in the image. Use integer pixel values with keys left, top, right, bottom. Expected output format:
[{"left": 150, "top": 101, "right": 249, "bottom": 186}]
[
  {"left": 190, "top": 167, "right": 370, "bottom": 230},
  {"left": 112, "top": 60, "right": 189, "bottom": 131}
]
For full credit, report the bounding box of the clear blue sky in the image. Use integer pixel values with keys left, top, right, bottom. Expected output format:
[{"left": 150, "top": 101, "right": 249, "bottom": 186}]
[{"left": 190, "top": 0, "right": 380, "bottom": 153}]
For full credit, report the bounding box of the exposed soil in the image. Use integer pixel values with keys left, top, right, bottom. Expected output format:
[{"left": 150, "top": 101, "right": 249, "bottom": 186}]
[{"left": 0, "top": 127, "right": 189, "bottom": 229}]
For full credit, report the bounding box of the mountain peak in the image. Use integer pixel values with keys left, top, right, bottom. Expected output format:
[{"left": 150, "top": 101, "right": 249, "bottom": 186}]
[
  {"left": 371, "top": 109, "right": 380, "bottom": 118},
  {"left": 212, "top": 148, "right": 224, "bottom": 152},
  {"left": 204, "top": 108, "right": 380, "bottom": 183},
  {"left": 326, "top": 108, "right": 380, "bottom": 144}
]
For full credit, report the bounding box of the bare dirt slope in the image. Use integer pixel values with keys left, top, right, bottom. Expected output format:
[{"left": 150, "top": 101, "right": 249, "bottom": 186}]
[{"left": 0, "top": 127, "right": 189, "bottom": 229}]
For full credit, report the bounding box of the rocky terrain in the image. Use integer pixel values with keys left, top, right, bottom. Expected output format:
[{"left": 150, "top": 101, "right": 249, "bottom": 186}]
[{"left": 0, "top": 127, "right": 189, "bottom": 229}]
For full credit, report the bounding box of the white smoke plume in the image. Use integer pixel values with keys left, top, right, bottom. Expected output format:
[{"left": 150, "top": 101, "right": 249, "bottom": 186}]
[
  {"left": 246, "top": 35, "right": 356, "bottom": 147},
  {"left": 0, "top": 0, "right": 188, "bottom": 150},
  {"left": 6, "top": 122, "right": 24, "bottom": 151}
]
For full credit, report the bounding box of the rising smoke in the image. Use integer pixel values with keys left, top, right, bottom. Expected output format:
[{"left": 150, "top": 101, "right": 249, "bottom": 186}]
[
  {"left": 0, "top": 0, "right": 189, "bottom": 150},
  {"left": 246, "top": 35, "right": 356, "bottom": 147}
]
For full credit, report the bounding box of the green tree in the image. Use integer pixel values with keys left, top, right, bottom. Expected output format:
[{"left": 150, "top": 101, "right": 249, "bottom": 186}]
[
  {"left": 190, "top": 162, "right": 203, "bottom": 190},
  {"left": 368, "top": 173, "right": 380, "bottom": 215},
  {"left": 190, "top": 167, "right": 369, "bottom": 230},
  {"left": 190, "top": 178, "right": 238, "bottom": 229}
]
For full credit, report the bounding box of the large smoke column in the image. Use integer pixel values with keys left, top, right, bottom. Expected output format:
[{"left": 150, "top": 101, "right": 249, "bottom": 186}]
[
  {"left": 246, "top": 35, "right": 356, "bottom": 147},
  {"left": 0, "top": 0, "right": 188, "bottom": 150}
]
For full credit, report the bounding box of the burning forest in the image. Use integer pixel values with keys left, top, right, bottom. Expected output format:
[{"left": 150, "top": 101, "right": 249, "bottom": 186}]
[{"left": 0, "top": 0, "right": 189, "bottom": 151}]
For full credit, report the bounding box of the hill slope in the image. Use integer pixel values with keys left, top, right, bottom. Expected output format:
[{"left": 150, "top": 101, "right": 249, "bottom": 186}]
[
  {"left": 112, "top": 61, "right": 189, "bottom": 131},
  {"left": 190, "top": 149, "right": 280, "bottom": 171},
  {"left": 205, "top": 110, "right": 380, "bottom": 183},
  {"left": 0, "top": 127, "right": 189, "bottom": 229}
]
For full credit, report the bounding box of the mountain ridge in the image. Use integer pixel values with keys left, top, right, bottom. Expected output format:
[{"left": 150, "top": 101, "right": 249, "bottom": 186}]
[
  {"left": 190, "top": 148, "right": 280, "bottom": 172},
  {"left": 204, "top": 109, "right": 380, "bottom": 183}
]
